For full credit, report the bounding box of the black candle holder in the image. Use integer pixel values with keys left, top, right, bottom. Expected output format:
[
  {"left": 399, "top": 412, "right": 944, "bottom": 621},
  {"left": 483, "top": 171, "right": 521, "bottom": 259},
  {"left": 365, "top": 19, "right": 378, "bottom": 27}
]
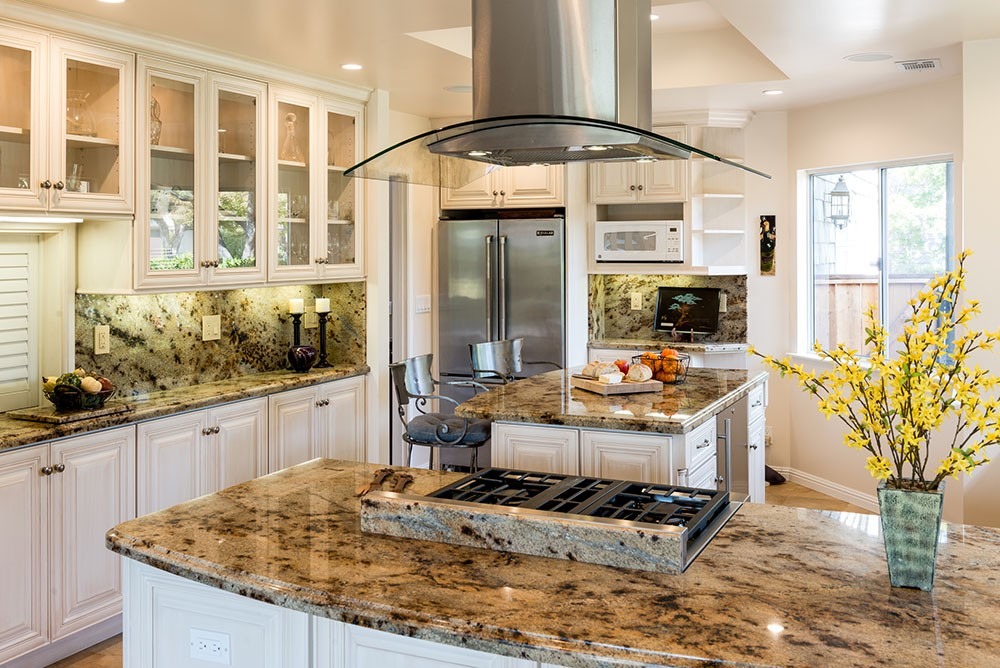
[
  {"left": 287, "top": 313, "right": 317, "bottom": 372},
  {"left": 315, "top": 311, "right": 332, "bottom": 368}
]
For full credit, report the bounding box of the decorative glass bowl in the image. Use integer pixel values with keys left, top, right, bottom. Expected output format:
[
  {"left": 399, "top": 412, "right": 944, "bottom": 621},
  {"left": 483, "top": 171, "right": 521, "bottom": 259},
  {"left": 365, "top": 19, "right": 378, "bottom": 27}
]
[
  {"left": 632, "top": 352, "right": 691, "bottom": 384},
  {"left": 44, "top": 384, "right": 116, "bottom": 412}
]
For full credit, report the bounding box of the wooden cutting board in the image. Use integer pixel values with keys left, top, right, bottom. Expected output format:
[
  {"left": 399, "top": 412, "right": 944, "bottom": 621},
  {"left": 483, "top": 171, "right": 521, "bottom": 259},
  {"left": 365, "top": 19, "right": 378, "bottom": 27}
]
[{"left": 570, "top": 375, "right": 664, "bottom": 395}]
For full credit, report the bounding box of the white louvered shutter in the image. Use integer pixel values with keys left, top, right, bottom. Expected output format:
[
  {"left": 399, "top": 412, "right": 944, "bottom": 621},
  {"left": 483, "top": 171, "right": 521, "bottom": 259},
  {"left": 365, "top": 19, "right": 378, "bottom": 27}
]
[{"left": 0, "top": 236, "right": 39, "bottom": 412}]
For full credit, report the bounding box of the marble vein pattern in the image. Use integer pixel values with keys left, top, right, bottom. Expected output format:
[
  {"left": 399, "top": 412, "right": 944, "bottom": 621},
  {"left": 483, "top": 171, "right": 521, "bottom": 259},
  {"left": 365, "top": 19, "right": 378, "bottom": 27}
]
[
  {"left": 456, "top": 367, "right": 767, "bottom": 434},
  {"left": 74, "top": 282, "right": 365, "bottom": 395},
  {"left": 589, "top": 274, "right": 747, "bottom": 343},
  {"left": 106, "top": 459, "right": 1000, "bottom": 668},
  {"left": 0, "top": 365, "right": 367, "bottom": 452}
]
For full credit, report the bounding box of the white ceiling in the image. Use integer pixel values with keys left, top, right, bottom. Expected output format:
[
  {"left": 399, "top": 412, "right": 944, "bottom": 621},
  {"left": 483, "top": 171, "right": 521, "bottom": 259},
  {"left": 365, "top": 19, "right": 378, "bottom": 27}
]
[{"left": 20, "top": 0, "right": 1000, "bottom": 121}]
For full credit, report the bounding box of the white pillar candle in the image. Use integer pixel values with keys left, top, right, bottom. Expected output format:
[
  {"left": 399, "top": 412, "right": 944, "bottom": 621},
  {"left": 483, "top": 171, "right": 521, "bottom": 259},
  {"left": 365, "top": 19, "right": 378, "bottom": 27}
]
[
  {"left": 315, "top": 298, "right": 330, "bottom": 313},
  {"left": 288, "top": 298, "right": 304, "bottom": 314}
]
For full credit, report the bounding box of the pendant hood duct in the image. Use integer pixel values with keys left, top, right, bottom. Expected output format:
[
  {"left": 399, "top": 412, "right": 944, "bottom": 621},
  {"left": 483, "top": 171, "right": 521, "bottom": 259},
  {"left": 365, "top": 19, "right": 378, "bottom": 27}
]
[{"left": 345, "top": 0, "right": 770, "bottom": 187}]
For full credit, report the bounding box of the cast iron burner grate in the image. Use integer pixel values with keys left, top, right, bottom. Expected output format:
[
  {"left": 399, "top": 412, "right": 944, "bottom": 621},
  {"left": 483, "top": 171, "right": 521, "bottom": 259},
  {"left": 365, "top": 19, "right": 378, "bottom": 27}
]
[{"left": 427, "top": 468, "right": 730, "bottom": 544}]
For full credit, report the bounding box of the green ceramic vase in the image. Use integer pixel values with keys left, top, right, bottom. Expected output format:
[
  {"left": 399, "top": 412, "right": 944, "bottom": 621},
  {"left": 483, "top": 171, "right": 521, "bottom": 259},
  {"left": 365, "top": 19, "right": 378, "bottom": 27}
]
[{"left": 877, "top": 480, "right": 945, "bottom": 591}]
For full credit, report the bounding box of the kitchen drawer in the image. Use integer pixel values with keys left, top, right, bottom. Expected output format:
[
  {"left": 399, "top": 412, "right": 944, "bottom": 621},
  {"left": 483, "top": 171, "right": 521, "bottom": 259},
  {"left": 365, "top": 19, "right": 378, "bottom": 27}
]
[
  {"left": 748, "top": 383, "right": 766, "bottom": 424},
  {"left": 686, "top": 452, "right": 718, "bottom": 490},
  {"left": 684, "top": 419, "right": 717, "bottom": 470}
]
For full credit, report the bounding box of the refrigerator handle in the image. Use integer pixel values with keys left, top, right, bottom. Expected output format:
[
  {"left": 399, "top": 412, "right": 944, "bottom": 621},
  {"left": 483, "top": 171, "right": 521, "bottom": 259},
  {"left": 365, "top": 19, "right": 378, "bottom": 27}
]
[
  {"left": 498, "top": 235, "right": 507, "bottom": 339},
  {"left": 485, "top": 235, "right": 494, "bottom": 339}
]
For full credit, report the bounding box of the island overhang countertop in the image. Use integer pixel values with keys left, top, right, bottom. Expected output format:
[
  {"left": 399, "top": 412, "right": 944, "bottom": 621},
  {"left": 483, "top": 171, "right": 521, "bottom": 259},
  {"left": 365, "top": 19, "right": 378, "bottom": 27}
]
[
  {"left": 107, "top": 459, "right": 1000, "bottom": 668},
  {"left": 455, "top": 367, "right": 767, "bottom": 434}
]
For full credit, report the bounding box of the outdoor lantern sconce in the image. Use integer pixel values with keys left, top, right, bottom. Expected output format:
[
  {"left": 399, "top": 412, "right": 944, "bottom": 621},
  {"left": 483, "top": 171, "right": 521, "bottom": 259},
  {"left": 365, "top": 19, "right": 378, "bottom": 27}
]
[{"left": 826, "top": 175, "right": 851, "bottom": 229}]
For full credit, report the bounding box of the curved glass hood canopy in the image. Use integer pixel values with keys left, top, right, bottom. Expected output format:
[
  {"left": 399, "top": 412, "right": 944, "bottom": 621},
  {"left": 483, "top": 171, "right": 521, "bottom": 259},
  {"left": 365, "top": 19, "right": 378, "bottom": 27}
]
[
  {"left": 345, "top": 114, "right": 770, "bottom": 188},
  {"left": 344, "top": 0, "right": 771, "bottom": 188}
]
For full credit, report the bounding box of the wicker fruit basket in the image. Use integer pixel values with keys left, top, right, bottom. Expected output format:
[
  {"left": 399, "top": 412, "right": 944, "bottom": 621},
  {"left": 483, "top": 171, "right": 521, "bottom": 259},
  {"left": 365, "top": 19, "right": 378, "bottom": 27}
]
[{"left": 632, "top": 352, "right": 690, "bottom": 384}]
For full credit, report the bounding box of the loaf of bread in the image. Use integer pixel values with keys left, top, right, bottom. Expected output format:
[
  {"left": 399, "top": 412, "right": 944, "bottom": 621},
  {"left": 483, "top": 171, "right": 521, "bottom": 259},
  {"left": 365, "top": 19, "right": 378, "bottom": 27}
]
[
  {"left": 625, "top": 364, "right": 653, "bottom": 382},
  {"left": 581, "top": 362, "right": 619, "bottom": 379}
]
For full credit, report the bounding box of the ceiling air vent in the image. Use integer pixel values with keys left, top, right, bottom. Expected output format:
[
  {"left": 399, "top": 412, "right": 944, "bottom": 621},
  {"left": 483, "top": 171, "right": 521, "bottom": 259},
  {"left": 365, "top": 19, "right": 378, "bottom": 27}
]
[{"left": 896, "top": 58, "right": 941, "bottom": 72}]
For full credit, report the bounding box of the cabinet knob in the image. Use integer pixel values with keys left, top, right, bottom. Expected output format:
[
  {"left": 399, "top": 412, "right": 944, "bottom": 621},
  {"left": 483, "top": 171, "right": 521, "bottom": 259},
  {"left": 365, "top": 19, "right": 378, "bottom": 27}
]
[
  {"left": 41, "top": 180, "right": 52, "bottom": 189},
  {"left": 316, "top": 399, "right": 330, "bottom": 407},
  {"left": 629, "top": 185, "right": 636, "bottom": 191},
  {"left": 41, "top": 466, "right": 53, "bottom": 476},
  {"left": 499, "top": 190, "right": 505, "bottom": 197},
  {"left": 492, "top": 190, "right": 499, "bottom": 197},
  {"left": 200, "top": 260, "right": 213, "bottom": 268},
  {"left": 202, "top": 427, "right": 214, "bottom": 435},
  {"left": 212, "top": 260, "right": 220, "bottom": 268},
  {"left": 54, "top": 181, "right": 65, "bottom": 190},
  {"left": 213, "top": 426, "right": 221, "bottom": 434},
  {"left": 315, "top": 257, "right": 328, "bottom": 264},
  {"left": 715, "top": 475, "right": 725, "bottom": 484},
  {"left": 637, "top": 184, "right": 643, "bottom": 191}
]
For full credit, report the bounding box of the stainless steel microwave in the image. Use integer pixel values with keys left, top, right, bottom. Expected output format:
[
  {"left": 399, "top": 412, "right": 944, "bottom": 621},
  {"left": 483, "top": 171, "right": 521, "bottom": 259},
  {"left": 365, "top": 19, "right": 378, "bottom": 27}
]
[{"left": 594, "top": 220, "right": 684, "bottom": 263}]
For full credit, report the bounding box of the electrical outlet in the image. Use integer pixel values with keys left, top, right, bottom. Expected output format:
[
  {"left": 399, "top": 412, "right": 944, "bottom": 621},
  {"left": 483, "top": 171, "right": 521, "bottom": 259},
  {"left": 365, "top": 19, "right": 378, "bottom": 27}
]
[
  {"left": 202, "top": 315, "right": 221, "bottom": 342},
  {"left": 304, "top": 310, "right": 319, "bottom": 329},
  {"left": 719, "top": 292, "right": 728, "bottom": 313},
  {"left": 630, "top": 292, "right": 642, "bottom": 310},
  {"left": 94, "top": 325, "right": 110, "bottom": 355},
  {"left": 189, "top": 628, "right": 231, "bottom": 665}
]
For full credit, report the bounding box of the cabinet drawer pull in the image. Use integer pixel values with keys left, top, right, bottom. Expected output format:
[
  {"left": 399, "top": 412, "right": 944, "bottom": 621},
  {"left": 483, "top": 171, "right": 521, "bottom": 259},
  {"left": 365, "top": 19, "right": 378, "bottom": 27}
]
[
  {"left": 751, "top": 399, "right": 763, "bottom": 407},
  {"left": 54, "top": 463, "right": 65, "bottom": 473},
  {"left": 697, "top": 438, "right": 712, "bottom": 449}
]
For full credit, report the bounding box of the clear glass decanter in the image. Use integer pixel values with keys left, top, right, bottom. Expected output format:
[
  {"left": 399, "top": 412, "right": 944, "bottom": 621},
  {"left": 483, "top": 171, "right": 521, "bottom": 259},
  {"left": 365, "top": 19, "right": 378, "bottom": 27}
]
[{"left": 66, "top": 90, "right": 97, "bottom": 137}]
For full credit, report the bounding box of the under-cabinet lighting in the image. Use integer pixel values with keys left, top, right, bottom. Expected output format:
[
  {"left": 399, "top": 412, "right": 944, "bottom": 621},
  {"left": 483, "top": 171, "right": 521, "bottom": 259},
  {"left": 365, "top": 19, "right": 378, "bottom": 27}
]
[{"left": 0, "top": 215, "right": 83, "bottom": 223}]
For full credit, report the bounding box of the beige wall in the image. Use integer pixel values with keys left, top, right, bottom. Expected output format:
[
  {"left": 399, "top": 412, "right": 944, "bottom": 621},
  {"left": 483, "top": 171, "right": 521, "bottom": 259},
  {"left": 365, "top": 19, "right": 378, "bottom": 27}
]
[
  {"left": 961, "top": 38, "right": 1000, "bottom": 527},
  {"left": 770, "top": 76, "right": 966, "bottom": 518}
]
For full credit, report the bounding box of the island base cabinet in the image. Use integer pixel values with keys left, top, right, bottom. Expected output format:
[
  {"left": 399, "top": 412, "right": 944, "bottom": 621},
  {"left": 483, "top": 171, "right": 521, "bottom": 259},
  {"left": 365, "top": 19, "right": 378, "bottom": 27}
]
[
  {"left": 580, "top": 431, "right": 672, "bottom": 484},
  {"left": 124, "top": 562, "right": 540, "bottom": 668},
  {"left": 491, "top": 423, "right": 579, "bottom": 475}
]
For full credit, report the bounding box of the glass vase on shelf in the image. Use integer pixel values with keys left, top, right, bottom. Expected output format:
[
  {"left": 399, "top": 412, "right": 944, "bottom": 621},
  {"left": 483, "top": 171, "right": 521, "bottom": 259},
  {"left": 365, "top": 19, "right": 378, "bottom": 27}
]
[
  {"left": 280, "top": 112, "right": 304, "bottom": 162},
  {"left": 66, "top": 90, "right": 97, "bottom": 137}
]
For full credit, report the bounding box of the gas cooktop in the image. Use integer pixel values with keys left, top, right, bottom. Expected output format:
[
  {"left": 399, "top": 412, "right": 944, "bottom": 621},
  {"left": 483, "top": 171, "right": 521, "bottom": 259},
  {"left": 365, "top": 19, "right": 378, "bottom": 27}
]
[{"left": 360, "top": 468, "right": 740, "bottom": 574}]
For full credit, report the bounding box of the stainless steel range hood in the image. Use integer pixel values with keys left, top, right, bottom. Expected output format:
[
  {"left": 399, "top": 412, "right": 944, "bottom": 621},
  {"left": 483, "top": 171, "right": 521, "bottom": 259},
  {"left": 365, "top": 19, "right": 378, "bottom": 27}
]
[{"left": 345, "top": 0, "right": 770, "bottom": 187}]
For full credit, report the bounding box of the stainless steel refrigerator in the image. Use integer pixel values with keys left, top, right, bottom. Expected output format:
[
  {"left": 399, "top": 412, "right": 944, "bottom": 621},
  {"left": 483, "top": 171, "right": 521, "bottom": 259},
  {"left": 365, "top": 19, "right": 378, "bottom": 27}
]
[{"left": 436, "top": 213, "right": 566, "bottom": 467}]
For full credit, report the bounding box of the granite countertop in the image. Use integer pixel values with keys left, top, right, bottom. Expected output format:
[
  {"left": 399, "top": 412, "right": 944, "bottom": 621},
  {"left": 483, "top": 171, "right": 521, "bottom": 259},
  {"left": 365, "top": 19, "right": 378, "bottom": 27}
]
[
  {"left": 106, "top": 459, "right": 1000, "bottom": 668},
  {"left": 0, "top": 364, "right": 369, "bottom": 452},
  {"left": 456, "top": 367, "right": 767, "bottom": 434},
  {"left": 590, "top": 338, "right": 749, "bottom": 353}
]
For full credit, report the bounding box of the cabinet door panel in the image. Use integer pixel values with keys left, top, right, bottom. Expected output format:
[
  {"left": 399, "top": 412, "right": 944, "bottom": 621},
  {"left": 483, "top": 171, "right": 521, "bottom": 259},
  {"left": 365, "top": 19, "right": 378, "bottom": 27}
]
[
  {"left": 341, "top": 623, "right": 531, "bottom": 668},
  {"left": 502, "top": 164, "right": 563, "bottom": 207},
  {"left": 137, "top": 412, "right": 206, "bottom": 515},
  {"left": 318, "top": 376, "right": 365, "bottom": 462},
  {"left": 493, "top": 424, "right": 578, "bottom": 475},
  {"left": 0, "top": 25, "right": 47, "bottom": 210},
  {"left": 588, "top": 162, "right": 636, "bottom": 203},
  {"left": 50, "top": 427, "right": 135, "bottom": 638},
  {"left": 747, "top": 416, "right": 766, "bottom": 503},
  {"left": 440, "top": 172, "right": 497, "bottom": 209},
  {"left": 0, "top": 447, "right": 47, "bottom": 663},
  {"left": 268, "top": 386, "right": 319, "bottom": 472},
  {"left": 580, "top": 431, "right": 670, "bottom": 484},
  {"left": 209, "top": 398, "right": 267, "bottom": 493}
]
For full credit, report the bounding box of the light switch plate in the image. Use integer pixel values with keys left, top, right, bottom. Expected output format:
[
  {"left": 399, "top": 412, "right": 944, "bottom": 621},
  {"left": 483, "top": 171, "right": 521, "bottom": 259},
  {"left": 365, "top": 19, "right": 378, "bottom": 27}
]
[
  {"left": 630, "top": 292, "right": 642, "bottom": 310},
  {"left": 94, "top": 325, "right": 110, "bottom": 355},
  {"left": 719, "top": 293, "right": 728, "bottom": 313},
  {"left": 202, "top": 315, "right": 221, "bottom": 341},
  {"left": 415, "top": 294, "right": 432, "bottom": 314}
]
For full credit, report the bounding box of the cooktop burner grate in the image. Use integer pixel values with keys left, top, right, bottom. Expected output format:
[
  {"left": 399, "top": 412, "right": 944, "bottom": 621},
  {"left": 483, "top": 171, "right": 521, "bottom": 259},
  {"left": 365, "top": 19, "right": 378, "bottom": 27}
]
[{"left": 427, "top": 468, "right": 730, "bottom": 540}]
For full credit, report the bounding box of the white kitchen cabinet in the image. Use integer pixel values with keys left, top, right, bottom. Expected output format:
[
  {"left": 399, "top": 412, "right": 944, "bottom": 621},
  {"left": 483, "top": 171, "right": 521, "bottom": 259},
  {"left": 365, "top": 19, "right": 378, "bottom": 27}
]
[
  {"left": 491, "top": 423, "right": 579, "bottom": 474},
  {"left": 675, "top": 418, "right": 717, "bottom": 489},
  {"left": 580, "top": 430, "right": 671, "bottom": 483},
  {"left": 137, "top": 397, "right": 267, "bottom": 515},
  {"left": 440, "top": 163, "right": 564, "bottom": 209},
  {"left": 268, "top": 86, "right": 365, "bottom": 283},
  {"left": 0, "top": 24, "right": 134, "bottom": 213},
  {"left": 268, "top": 375, "right": 366, "bottom": 472},
  {"left": 0, "top": 426, "right": 135, "bottom": 665},
  {"left": 588, "top": 126, "right": 687, "bottom": 204},
  {"left": 688, "top": 126, "right": 747, "bottom": 274},
  {"left": 134, "top": 57, "right": 269, "bottom": 290}
]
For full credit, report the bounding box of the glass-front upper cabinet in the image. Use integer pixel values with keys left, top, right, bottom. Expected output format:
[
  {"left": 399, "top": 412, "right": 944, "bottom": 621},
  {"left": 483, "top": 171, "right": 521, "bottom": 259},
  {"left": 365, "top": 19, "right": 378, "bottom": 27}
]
[
  {"left": 210, "top": 74, "right": 266, "bottom": 285},
  {"left": 322, "top": 98, "right": 364, "bottom": 279},
  {"left": 0, "top": 28, "right": 133, "bottom": 213},
  {"left": 136, "top": 57, "right": 204, "bottom": 288},
  {"left": 269, "top": 87, "right": 364, "bottom": 282}
]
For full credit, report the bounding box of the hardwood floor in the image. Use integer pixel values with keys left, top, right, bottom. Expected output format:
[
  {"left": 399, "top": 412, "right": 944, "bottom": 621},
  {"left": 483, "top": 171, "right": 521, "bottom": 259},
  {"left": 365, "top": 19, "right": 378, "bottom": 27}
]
[{"left": 46, "top": 480, "right": 869, "bottom": 667}]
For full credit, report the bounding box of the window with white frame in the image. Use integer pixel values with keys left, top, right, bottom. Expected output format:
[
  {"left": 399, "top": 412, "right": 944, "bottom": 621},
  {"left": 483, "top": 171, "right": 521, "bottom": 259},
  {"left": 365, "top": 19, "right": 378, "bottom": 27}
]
[{"left": 808, "top": 160, "right": 954, "bottom": 355}]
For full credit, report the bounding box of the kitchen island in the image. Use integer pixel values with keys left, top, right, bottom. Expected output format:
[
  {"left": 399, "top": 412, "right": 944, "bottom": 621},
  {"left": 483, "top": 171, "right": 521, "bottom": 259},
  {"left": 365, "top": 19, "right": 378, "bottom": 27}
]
[
  {"left": 107, "top": 459, "right": 1000, "bottom": 667},
  {"left": 456, "top": 367, "right": 768, "bottom": 499}
]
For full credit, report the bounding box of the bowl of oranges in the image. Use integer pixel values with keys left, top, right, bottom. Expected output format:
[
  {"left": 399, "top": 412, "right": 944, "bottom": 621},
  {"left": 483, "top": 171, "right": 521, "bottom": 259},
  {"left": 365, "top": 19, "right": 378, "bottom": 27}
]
[{"left": 632, "top": 348, "right": 690, "bottom": 384}]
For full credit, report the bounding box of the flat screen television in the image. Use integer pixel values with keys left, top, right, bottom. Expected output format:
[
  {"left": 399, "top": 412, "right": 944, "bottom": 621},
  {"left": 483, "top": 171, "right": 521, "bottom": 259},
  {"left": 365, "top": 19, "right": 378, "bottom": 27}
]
[{"left": 653, "top": 287, "right": 721, "bottom": 336}]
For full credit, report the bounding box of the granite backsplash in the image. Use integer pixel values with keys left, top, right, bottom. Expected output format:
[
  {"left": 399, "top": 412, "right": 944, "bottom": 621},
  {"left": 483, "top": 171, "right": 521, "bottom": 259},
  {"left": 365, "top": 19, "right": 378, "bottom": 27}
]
[
  {"left": 75, "top": 283, "right": 365, "bottom": 396},
  {"left": 589, "top": 274, "right": 746, "bottom": 343}
]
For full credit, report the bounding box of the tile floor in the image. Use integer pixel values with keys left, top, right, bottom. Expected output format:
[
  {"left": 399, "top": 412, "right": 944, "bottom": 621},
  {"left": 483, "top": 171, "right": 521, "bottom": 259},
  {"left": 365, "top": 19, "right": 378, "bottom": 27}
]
[{"left": 46, "top": 480, "right": 870, "bottom": 667}]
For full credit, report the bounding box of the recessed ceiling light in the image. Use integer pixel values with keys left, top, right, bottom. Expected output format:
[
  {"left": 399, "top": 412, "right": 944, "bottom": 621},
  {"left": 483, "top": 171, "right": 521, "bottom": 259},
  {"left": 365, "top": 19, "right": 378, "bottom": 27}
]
[
  {"left": 341, "top": 63, "right": 363, "bottom": 71},
  {"left": 444, "top": 84, "right": 473, "bottom": 94},
  {"left": 844, "top": 52, "right": 893, "bottom": 63},
  {"left": 762, "top": 89, "right": 784, "bottom": 96}
]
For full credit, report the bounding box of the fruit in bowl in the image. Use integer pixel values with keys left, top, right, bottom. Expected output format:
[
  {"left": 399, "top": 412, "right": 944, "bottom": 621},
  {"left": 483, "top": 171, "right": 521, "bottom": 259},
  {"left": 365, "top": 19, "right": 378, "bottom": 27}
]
[
  {"left": 43, "top": 369, "right": 116, "bottom": 411},
  {"left": 632, "top": 349, "right": 690, "bottom": 384}
]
